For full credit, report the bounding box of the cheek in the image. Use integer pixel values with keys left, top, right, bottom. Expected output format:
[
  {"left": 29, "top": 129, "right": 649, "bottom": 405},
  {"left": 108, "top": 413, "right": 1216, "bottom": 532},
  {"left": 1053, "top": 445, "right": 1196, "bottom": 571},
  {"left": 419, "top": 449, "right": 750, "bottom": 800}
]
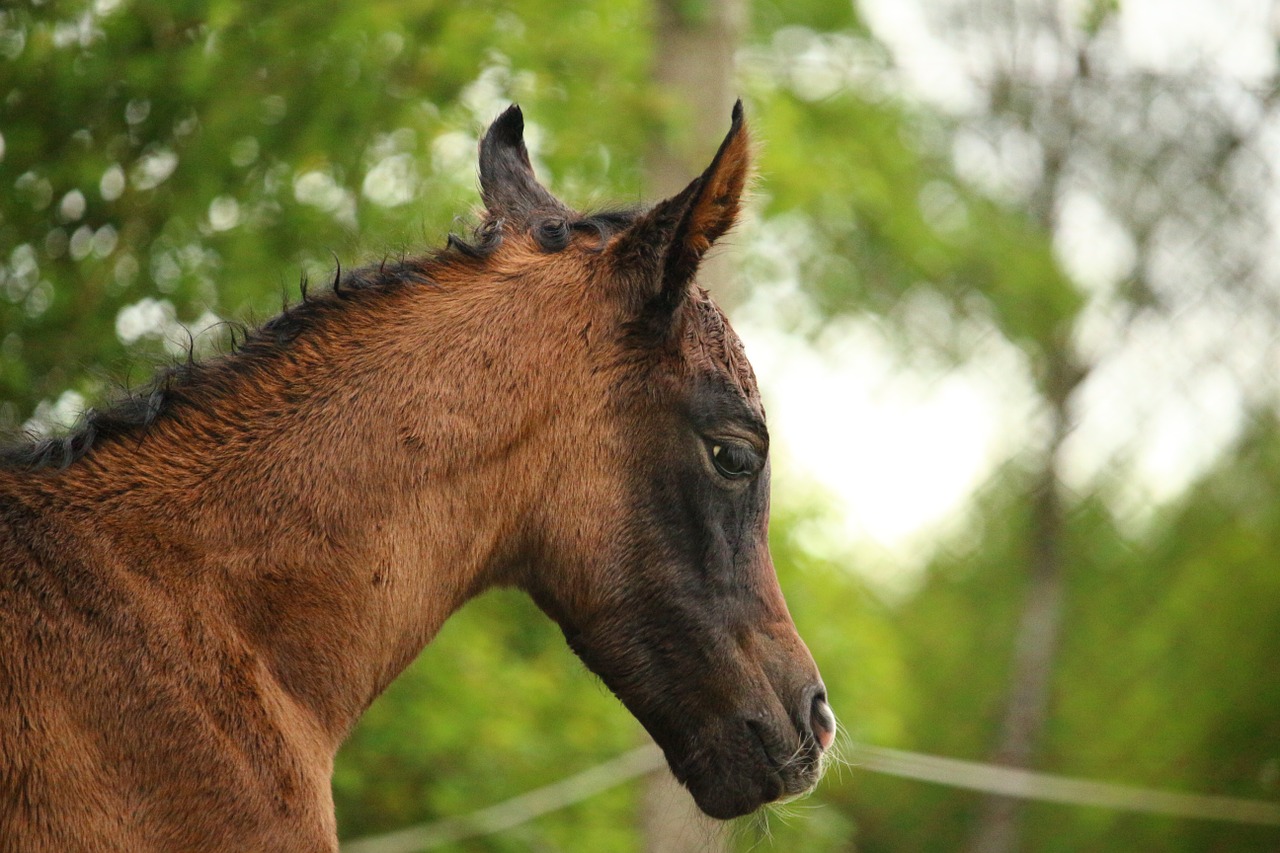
[{"left": 710, "top": 482, "right": 769, "bottom": 570}]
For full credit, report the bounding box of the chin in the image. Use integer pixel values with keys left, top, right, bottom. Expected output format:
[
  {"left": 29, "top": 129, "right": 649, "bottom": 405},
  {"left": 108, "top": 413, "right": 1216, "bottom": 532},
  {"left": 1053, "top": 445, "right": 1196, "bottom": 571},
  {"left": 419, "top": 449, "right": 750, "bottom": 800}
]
[{"left": 664, "top": 717, "right": 826, "bottom": 820}]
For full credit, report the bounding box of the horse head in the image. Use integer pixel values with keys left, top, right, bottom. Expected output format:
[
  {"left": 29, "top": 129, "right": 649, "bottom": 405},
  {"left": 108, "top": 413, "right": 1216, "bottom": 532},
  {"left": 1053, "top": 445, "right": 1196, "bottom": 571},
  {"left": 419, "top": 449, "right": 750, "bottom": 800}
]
[{"left": 475, "top": 103, "right": 835, "bottom": 819}]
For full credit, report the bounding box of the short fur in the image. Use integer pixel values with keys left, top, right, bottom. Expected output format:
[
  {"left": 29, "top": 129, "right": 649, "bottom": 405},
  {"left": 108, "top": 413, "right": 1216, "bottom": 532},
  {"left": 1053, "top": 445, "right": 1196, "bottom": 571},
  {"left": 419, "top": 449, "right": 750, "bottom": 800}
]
[{"left": 0, "top": 103, "right": 830, "bottom": 851}]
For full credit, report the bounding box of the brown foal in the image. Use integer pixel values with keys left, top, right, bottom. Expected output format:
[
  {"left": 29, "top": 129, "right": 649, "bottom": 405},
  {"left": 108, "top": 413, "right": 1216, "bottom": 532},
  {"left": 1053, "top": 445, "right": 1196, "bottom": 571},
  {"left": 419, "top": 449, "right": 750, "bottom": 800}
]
[{"left": 0, "top": 102, "right": 833, "bottom": 851}]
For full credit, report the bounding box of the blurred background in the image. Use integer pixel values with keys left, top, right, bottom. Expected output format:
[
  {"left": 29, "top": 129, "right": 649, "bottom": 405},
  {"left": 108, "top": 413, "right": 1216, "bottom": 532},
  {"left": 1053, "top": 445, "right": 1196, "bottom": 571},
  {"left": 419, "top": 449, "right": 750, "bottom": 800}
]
[{"left": 3, "top": 0, "right": 1279, "bottom": 850}]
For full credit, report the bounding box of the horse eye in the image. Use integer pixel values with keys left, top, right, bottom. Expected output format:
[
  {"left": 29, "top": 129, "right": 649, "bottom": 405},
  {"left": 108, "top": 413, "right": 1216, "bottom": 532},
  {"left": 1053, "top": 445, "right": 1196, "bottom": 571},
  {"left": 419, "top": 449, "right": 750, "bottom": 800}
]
[{"left": 709, "top": 441, "right": 758, "bottom": 479}]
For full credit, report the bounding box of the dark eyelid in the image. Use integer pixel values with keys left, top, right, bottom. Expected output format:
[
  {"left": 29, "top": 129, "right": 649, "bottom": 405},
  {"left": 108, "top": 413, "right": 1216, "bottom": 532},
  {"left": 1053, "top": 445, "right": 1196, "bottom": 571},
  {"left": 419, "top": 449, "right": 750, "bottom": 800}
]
[{"left": 714, "top": 426, "right": 768, "bottom": 458}]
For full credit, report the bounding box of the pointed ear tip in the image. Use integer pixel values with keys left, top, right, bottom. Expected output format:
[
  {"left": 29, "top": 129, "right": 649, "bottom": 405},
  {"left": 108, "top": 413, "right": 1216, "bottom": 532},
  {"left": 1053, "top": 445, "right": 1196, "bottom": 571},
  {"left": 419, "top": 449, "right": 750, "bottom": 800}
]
[
  {"left": 485, "top": 104, "right": 525, "bottom": 146},
  {"left": 726, "top": 104, "right": 753, "bottom": 161},
  {"left": 727, "top": 100, "right": 751, "bottom": 149}
]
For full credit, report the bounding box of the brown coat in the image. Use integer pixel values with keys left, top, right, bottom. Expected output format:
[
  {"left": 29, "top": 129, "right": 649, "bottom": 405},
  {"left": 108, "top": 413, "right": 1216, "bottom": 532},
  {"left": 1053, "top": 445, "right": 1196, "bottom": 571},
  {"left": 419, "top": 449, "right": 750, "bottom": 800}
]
[{"left": 0, "top": 104, "right": 832, "bottom": 851}]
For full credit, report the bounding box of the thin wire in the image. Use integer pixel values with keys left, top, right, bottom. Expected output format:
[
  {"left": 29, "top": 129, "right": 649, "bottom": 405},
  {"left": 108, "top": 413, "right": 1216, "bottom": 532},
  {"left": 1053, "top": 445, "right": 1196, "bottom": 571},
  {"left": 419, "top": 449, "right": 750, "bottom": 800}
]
[
  {"left": 340, "top": 742, "right": 1280, "bottom": 852},
  {"left": 340, "top": 746, "right": 666, "bottom": 853},
  {"left": 848, "top": 744, "right": 1280, "bottom": 827}
]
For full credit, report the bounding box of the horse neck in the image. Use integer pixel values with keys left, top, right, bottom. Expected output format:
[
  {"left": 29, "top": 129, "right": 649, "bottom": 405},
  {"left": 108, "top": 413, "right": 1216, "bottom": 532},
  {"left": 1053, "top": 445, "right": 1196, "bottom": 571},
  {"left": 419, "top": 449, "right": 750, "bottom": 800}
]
[{"left": 43, "top": 277, "right": 568, "bottom": 744}]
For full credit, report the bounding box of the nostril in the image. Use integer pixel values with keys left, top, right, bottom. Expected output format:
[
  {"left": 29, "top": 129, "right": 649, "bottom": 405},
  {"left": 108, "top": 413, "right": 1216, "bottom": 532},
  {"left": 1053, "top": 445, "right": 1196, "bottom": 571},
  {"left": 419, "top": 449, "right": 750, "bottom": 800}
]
[{"left": 809, "top": 691, "right": 836, "bottom": 752}]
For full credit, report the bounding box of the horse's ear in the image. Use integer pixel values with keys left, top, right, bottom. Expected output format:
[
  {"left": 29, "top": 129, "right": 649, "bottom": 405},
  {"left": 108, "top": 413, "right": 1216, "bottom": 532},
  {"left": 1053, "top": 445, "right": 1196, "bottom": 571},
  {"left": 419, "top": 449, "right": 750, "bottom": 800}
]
[
  {"left": 478, "top": 105, "right": 568, "bottom": 225},
  {"left": 609, "top": 100, "right": 751, "bottom": 318}
]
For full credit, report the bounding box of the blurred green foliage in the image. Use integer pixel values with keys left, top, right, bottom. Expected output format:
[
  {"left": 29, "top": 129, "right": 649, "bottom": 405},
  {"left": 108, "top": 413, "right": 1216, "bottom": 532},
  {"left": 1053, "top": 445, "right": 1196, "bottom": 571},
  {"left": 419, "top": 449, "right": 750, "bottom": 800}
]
[
  {"left": 2, "top": 0, "right": 1277, "bottom": 851},
  {"left": 0, "top": 0, "right": 655, "bottom": 426}
]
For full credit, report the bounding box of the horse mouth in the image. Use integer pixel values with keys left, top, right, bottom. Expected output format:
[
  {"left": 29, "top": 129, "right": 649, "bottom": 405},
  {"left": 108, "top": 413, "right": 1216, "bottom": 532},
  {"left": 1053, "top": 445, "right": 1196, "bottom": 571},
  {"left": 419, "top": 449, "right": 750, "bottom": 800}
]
[
  {"left": 746, "top": 720, "right": 788, "bottom": 800},
  {"left": 748, "top": 717, "right": 825, "bottom": 797},
  {"left": 673, "top": 717, "right": 825, "bottom": 820}
]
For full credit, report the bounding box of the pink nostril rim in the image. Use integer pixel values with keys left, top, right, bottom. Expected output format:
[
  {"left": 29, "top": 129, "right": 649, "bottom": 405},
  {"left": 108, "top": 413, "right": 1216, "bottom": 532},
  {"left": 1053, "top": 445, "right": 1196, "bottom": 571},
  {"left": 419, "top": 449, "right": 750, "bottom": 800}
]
[{"left": 811, "top": 696, "right": 836, "bottom": 751}]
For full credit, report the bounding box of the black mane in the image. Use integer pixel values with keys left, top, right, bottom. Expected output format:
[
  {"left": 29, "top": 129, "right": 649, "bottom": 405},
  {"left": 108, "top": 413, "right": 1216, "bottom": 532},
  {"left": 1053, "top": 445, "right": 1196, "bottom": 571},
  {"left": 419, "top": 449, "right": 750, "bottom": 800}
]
[{"left": 0, "top": 208, "right": 639, "bottom": 471}]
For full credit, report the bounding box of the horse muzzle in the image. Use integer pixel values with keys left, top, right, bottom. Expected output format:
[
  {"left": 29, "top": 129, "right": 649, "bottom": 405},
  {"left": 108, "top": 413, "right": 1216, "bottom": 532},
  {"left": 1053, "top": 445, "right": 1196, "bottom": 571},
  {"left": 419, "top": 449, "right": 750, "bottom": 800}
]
[{"left": 672, "top": 681, "right": 836, "bottom": 820}]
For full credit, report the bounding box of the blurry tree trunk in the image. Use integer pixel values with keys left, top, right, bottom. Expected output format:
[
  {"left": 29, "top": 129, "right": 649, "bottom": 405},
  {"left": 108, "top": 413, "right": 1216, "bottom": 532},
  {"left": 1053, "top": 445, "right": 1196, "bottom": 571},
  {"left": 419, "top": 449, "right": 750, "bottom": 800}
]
[
  {"left": 646, "top": 0, "right": 746, "bottom": 296},
  {"left": 646, "top": 0, "right": 744, "bottom": 199},
  {"left": 966, "top": 102, "right": 1083, "bottom": 853},
  {"left": 640, "top": 0, "right": 743, "bottom": 850},
  {"left": 965, "top": 402, "right": 1069, "bottom": 853}
]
